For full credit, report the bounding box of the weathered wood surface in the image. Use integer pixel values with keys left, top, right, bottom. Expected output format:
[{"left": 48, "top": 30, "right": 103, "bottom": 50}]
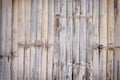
[
  {"left": 0, "top": 0, "right": 120, "bottom": 80},
  {"left": 114, "top": 0, "right": 120, "bottom": 80},
  {"left": 92, "top": 0, "right": 99, "bottom": 80},
  {"left": 99, "top": 0, "right": 107, "bottom": 80},
  {"left": 107, "top": 0, "right": 114, "bottom": 80}
]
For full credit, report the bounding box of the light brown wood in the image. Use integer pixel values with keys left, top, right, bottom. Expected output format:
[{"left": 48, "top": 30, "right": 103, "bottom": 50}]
[{"left": 107, "top": 0, "right": 114, "bottom": 80}]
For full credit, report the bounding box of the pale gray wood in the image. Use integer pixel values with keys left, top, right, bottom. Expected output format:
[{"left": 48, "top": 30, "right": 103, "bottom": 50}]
[
  {"left": 30, "top": 0, "right": 37, "bottom": 80},
  {"left": 66, "top": 0, "right": 73, "bottom": 80},
  {"left": 79, "top": 0, "right": 87, "bottom": 79},
  {"left": 36, "top": 0, "right": 42, "bottom": 80},
  {"left": 11, "top": 0, "right": 18, "bottom": 80},
  {"left": 0, "top": 0, "right": 12, "bottom": 80},
  {"left": 72, "top": 0, "right": 80, "bottom": 79},
  {"left": 24, "top": 0, "right": 31, "bottom": 80},
  {"left": 17, "top": 0, "right": 25, "bottom": 80},
  {"left": 59, "top": 0, "right": 67, "bottom": 79},
  {"left": 86, "top": 0, "right": 93, "bottom": 80},
  {"left": 92, "top": 0, "right": 99, "bottom": 80},
  {"left": 99, "top": 0, "right": 107, "bottom": 80},
  {"left": 41, "top": 0, "right": 48, "bottom": 80},
  {"left": 53, "top": 0, "right": 60, "bottom": 80},
  {"left": 47, "top": 0, "right": 54, "bottom": 80}
]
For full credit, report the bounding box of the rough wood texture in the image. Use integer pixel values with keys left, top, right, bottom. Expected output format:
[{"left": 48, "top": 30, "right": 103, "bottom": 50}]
[
  {"left": 0, "top": 0, "right": 119, "bottom": 80},
  {"left": 72, "top": 0, "right": 80, "bottom": 79},
  {"left": 59, "top": 0, "right": 67, "bottom": 79},
  {"left": 11, "top": 0, "right": 18, "bottom": 80},
  {"left": 79, "top": 0, "right": 87, "bottom": 79},
  {"left": 66, "top": 0, "right": 73, "bottom": 80},
  {"left": 92, "top": 0, "right": 99, "bottom": 80},
  {"left": 17, "top": 0, "right": 25, "bottom": 80},
  {"left": 24, "top": 0, "right": 31, "bottom": 80},
  {"left": 99, "top": 0, "right": 107, "bottom": 80},
  {"left": 114, "top": 0, "right": 120, "bottom": 80},
  {"left": 41, "top": 0, "right": 48, "bottom": 80},
  {"left": 47, "top": 0, "right": 54, "bottom": 80},
  {"left": 86, "top": 0, "right": 93, "bottom": 80},
  {"left": 53, "top": 0, "right": 60, "bottom": 80},
  {"left": 107, "top": 0, "right": 114, "bottom": 80}
]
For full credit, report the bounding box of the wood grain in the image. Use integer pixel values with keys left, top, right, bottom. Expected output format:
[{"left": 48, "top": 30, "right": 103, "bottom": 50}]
[{"left": 99, "top": 0, "right": 107, "bottom": 80}]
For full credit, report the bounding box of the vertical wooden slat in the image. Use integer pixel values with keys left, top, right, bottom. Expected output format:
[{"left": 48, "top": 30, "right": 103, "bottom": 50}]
[
  {"left": 17, "top": 0, "right": 25, "bottom": 80},
  {"left": 53, "top": 0, "right": 60, "bottom": 80},
  {"left": 114, "top": 0, "right": 120, "bottom": 80},
  {"left": 0, "top": 0, "right": 12, "bottom": 80},
  {"left": 107, "top": 0, "right": 114, "bottom": 80},
  {"left": 86, "top": 0, "right": 93, "bottom": 80},
  {"left": 59, "top": 0, "right": 67, "bottom": 79},
  {"left": 11, "top": 0, "right": 18, "bottom": 80},
  {"left": 72, "top": 0, "right": 80, "bottom": 80},
  {"left": 79, "top": 0, "right": 87, "bottom": 79},
  {"left": 66, "top": 0, "right": 73, "bottom": 80},
  {"left": 30, "top": 0, "right": 37, "bottom": 80},
  {"left": 92, "top": 0, "right": 100, "bottom": 80},
  {"left": 24, "top": 0, "right": 31, "bottom": 80},
  {"left": 0, "top": 0, "right": 2, "bottom": 79},
  {"left": 99, "top": 0, "right": 107, "bottom": 80},
  {"left": 41, "top": 0, "right": 48, "bottom": 79},
  {"left": 5, "top": 0, "right": 12, "bottom": 80},
  {"left": 47, "top": 0, "right": 54, "bottom": 80},
  {"left": 36, "top": 0, "right": 42, "bottom": 80}
]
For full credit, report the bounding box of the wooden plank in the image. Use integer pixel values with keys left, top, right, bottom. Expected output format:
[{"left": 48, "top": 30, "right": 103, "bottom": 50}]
[
  {"left": 11, "top": 0, "right": 18, "bottom": 80},
  {"left": 66, "top": 0, "right": 73, "bottom": 80},
  {"left": 0, "top": 0, "right": 12, "bottom": 80},
  {"left": 17, "top": 0, "right": 25, "bottom": 80},
  {"left": 114, "top": 0, "right": 120, "bottom": 80},
  {"left": 0, "top": 0, "right": 2, "bottom": 52},
  {"left": 79, "top": 0, "right": 87, "bottom": 79},
  {"left": 47, "top": 0, "right": 54, "bottom": 80},
  {"left": 6, "top": 0, "right": 12, "bottom": 79},
  {"left": 41, "top": 0, "right": 48, "bottom": 79},
  {"left": 86, "top": 0, "right": 93, "bottom": 80},
  {"left": 36, "top": 0, "right": 42, "bottom": 80},
  {"left": 107, "top": 0, "right": 114, "bottom": 80},
  {"left": 0, "top": 1, "right": 2, "bottom": 79},
  {"left": 53, "top": 0, "right": 60, "bottom": 80},
  {"left": 92, "top": 0, "right": 99, "bottom": 80},
  {"left": 24, "top": 0, "right": 31, "bottom": 80},
  {"left": 30, "top": 0, "right": 37, "bottom": 80},
  {"left": 99, "top": 0, "right": 107, "bottom": 80},
  {"left": 72, "top": 0, "right": 80, "bottom": 79},
  {"left": 59, "top": 0, "right": 67, "bottom": 79}
]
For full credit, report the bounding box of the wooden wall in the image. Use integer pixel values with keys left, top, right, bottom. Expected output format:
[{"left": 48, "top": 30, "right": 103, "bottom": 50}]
[{"left": 0, "top": 0, "right": 119, "bottom": 80}]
